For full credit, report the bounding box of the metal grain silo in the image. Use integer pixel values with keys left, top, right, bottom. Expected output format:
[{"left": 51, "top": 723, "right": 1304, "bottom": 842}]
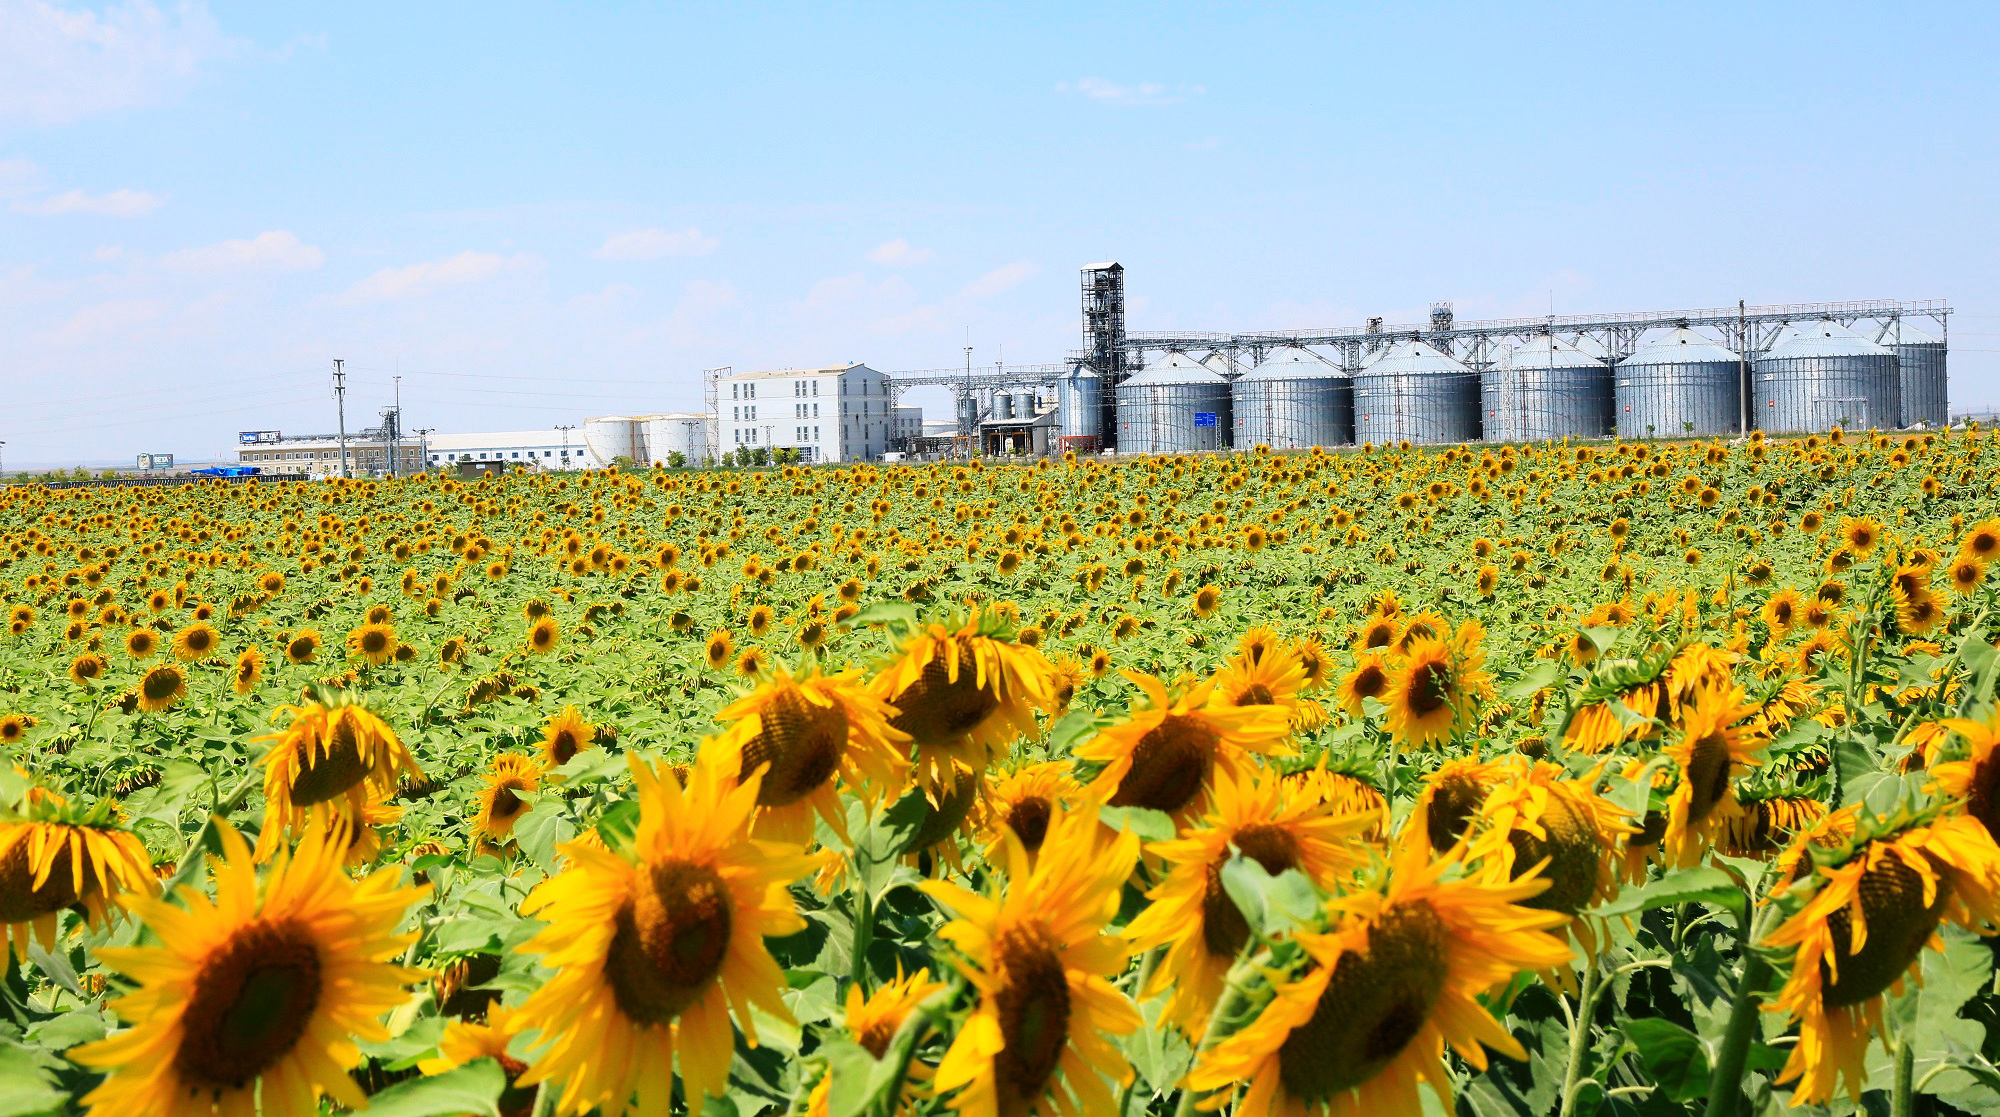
[
  {"left": 1876, "top": 318, "right": 1948, "bottom": 428},
  {"left": 1753, "top": 319, "right": 1901, "bottom": 434},
  {"left": 1614, "top": 328, "right": 1743, "bottom": 438},
  {"left": 1201, "top": 351, "right": 1247, "bottom": 380},
  {"left": 1116, "top": 351, "right": 1232, "bottom": 454},
  {"left": 1481, "top": 334, "right": 1613, "bottom": 442},
  {"left": 1013, "top": 390, "right": 1038, "bottom": 419},
  {"left": 1055, "top": 365, "right": 1103, "bottom": 441},
  {"left": 957, "top": 395, "right": 980, "bottom": 433},
  {"left": 1233, "top": 346, "right": 1352, "bottom": 448},
  {"left": 1351, "top": 339, "right": 1480, "bottom": 445},
  {"left": 991, "top": 392, "right": 1014, "bottom": 421}
]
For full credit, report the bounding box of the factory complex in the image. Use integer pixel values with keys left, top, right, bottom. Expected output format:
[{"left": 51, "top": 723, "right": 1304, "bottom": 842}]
[{"left": 227, "top": 264, "right": 1953, "bottom": 477}]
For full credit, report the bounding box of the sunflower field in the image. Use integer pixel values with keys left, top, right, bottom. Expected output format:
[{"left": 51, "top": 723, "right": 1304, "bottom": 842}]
[{"left": 5, "top": 429, "right": 2000, "bottom": 1117}]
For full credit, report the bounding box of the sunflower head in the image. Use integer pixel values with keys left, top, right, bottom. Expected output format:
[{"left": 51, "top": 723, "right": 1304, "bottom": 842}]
[
  {"left": 540, "top": 706, "right": 597, "bottom": 771},
  {"left": 347, "top": 622, "right": 398, "bottom": 665},
  {"left": 477, "top": 753, "right": 542, "bottom": 839},
  {"left": 872, "top": 608, "right": 1053, "bottom": 785},
  {"left": 259, "top": 691, "right": 421, "bottom": 842},
  {"left": 700, "top": 666, "right": 908, "bottom": 843}
]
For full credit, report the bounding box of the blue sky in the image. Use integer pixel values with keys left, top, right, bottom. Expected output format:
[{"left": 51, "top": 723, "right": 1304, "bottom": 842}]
[{"left": 4, "top": 1, "right": 1998, "bottom": 466}]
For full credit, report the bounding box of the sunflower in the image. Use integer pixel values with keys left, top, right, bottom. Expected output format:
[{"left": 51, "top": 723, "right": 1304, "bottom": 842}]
[
  {"left": 1286, "top": 761, "right": 1390, "bottom": 840},
  {"left": 526, "top": 617, "right": 560, "bottom": 654},
  {"left": 1192, "top": 584, "right": 1222, "bottom": 618},
  {"left": 1075, "top": 670, "right": 1293, "bottom": 821},
  {"left": 511, "top": 755, "right": 821, "bottom": 1114},
  {"left": 231, "top": 647, "right": 263, "bottom": 695},
  {"left": 1463, "top": 760, "right": 1632, "bottom": 920},
  {"left": 259, "top": 694, "right": 422, "bottom": 842},
  {"left": 1765, "top": 811, "right": 2000, "bottom": 1105},
  {"left": 974, "top": 759, "right": 1087, "bottom": 863},
  {"left": 419, "top": 1007, "right": 533, "bottom": 1116},
  {"left": 1335, "top": 651, "right": 1393, "bottom": 719},
  {"left": 347, "top": 621, "right": 397, "bottom": 665},
  {"left": 1409, "top": 755, "right": 1511, "bottom": 856},
  {"left": 540, "top": 706, "right": 597, "bottom": 770},
  {"left": 1838, "top": 515, "right": 1883, "bottom": 556},
  {"left": 700, "top": 666, "right": 909, "bottom": 844},
  {"left": 1046, "top": 657, "right": 1085, "bottom": 717},
  {"left": 1961, "top": 518, "right": 2000, "bottom": 562},
  {"left": 1717, "top": 794, "right": 1828, "bottom": 857},
  {"left": 705, "top": 628, "right": 735, "bottom": 670},
  {"left": 1186, "top": 831, "right": 1571, "bottom": 1117},
  {"left": 748, "top": 603, "right": 775, "bottom": 637},
  {"left": 123, "top": 628, "right": 157, "bottom": 659},
  {"left": 1660, "top": 683, "right": 1765, "bottom": 867},
  {"left": 1209, "top": 644, "right": 1308, "bottom": 711},
  {"left": 0, "top": 803, "right": 155, "bottom": 961},
  {"left": 168, "top": 620, "right": 220, "bottom": 662},
  {"left": 476, "top": 753, "right": 542, "bottom": 841},
  {"left": 1293, "top": 638, "right": 1332, "bottom": 689},
  {"left": 1354, "top": 617, "right": 1399, "bottom": 653},
  {"left": 1760, "top": 588, "right": 1802, "bottom": 636},
  {"left": 1930, "top": 714, "right": 2000, "bottom": 841},
  {"left": 1948, "top": 555, "right": 1986, "bottom": 596},
  {"left": 871, "top": 610, "right": 1053, "bottom": 789},
  {"left": 71, "top": 819, "right": 426, "bottom": 1117},
  {"left": 806, "top": 968, "right": 950, "bottom": 1117},
  {"left": 1383, "top": 633, "right": 1484, "bottom": 749},
  {"left": 1125, "top": 768, "right": 1374, "bottom": 1036},
  {"left": 0, "top": 714, "right": 30, "bottom": 745},
  {"left": 919, "top": 804, "right": 1142, "bottom": 1117},
  {"left": 68, "top": 653, "right": 108, "bottom": 687},
  {"left": 135, "top": 664, "right": 187, "bottom": 713},
  {"left": 284, "top": 628, "right": 321, "bottom": 664}
]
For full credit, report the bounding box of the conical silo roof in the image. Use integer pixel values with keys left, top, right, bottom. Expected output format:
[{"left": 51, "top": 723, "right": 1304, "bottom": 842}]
[
  {"left": 1762, "top": 319, "right": 1893, "bottom": 361},
  {"left": 1619, "top": 327, "right": 1741, "bottom": 366},
  {"left": 1242, "top": 345, "right": 1345, "bottom": 380},
  {"left": 1876, "top": 318, "right": 1942, "bottom": 346},
  {"left": 1125, "top": 351, "right": 1228, "bottom": 386},
  {"left": 1502, "top": 334, "right": 1605, "bottom": 370},
  {"left": 1570, "top": 334, "right": 1611, "bottom": 361},
  {"left": 1364, "top": 339, "right": 1471, "bottom": 376},
  {"left": 1200, "top": 351, "right": 1247, "bottom": 379}
]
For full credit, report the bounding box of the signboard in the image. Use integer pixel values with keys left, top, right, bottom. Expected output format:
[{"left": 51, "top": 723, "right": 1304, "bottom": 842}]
[
  {"left": 1193, "top": 412, "right": 1217, "bottom": 428},
  {"left": 136, "top": 453, "right": 174, "bottom": 470},
  {"left": 239, "top": 431, "right": 282, "bottom": 445}
]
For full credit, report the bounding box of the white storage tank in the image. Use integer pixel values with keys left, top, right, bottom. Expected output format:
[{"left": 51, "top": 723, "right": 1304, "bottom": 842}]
[
  {"left": 582, "top": 416, "right": 638, "bottom": 465},
  {"left": 1481, "top": 334, "right": 1613, "bottom": 442},
  {"left": 1352, "top": 339, "right": 1480, "bottom": 445},
  {"left": 1614, "top": 328, "right": 1743, "bottom": 438},
  {"left": 1753, "top": 319, "right": 1901, "bottom": 434}
]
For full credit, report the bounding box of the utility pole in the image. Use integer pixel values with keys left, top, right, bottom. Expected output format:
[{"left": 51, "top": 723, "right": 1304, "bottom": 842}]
[
  {"left": 416, "top": 428, "right": 433, "bottom": 474},
  {"left": 333, "top": 360, "right": 350, "bottom": 479},
  {"left": 555, "top": 424, "right": 574, "bottom": 471},
  {"left": 1738, "top": 299, "right": 1749, "bottom": 434},
  {"left": 391, "top": 375, "right": 402, "bottom": 478}
]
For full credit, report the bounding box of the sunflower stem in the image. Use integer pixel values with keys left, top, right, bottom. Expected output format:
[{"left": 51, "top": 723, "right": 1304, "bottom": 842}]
[
  {"left": 1172, "top": 961, "right": 1258, "bottom": 1117},
  {"left": 1557, "top": 951, "right": 1601, "bottom": 1117},
  {"left": 1702, "top": 901, "right": 1780, "bottom": 1117},
  {"left": 1891, "top": 1032, "right": 1916, "bottom": 1117}
]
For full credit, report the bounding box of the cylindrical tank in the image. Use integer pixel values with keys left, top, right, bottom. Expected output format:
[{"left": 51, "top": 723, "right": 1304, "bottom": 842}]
[
  {"left": 1351, "top": 340, "right": 1480, "bottom": 445},
  {"left": 1116, "top": 351, "right": 1232, "bottom": 455},
  {"left": 1055, "top": 365, "right": 1102, "bottom": 441},
  {"left": 1876, "top": 318, "right": 1948, "bottom": 428},
  {"left": 642, "top": 414, "right": 708, "bottom": 463},
  {"left": 1753, "top": 319, "right": 1901, "bottom": 434},
  {"left": 582, "top": 416, "right": 637, "bottom": 464},
  {"left": 1481, "top": 334, "right": 1613, "bottom": 442},
  {"left": 956, "top": 395, "right": 980, "bottom": 434},
  {"left": 1013, "top": 390, "right": 1037, "bottom": 419},
  {"left": 1614, "top": 328, "right": 1743, "bottom": 438},
  {"left": 1233, "top": 346, "right": 1353, "bottom": 449},
  {"left": 992, "top": 392, "right": 1014, "bottom": 421}
]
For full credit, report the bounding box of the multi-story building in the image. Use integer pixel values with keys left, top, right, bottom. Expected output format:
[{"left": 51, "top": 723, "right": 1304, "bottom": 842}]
[
  {"left": 237, "top": 438, "right": 425, "bottom": 477},
  {"left": 718, "top": 363, "right": 894, "bottom": 463}
]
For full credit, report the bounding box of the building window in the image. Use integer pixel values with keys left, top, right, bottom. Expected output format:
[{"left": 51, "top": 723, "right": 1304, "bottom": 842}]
[
  {"left": 812, "top": 402, "right": 819, "bottom": 418},
  {"left": 812, "top": 380, "right": 819, "bottom": 396},
  {"left": 814, "top": 426, "right": 820, "bottom": 440}
]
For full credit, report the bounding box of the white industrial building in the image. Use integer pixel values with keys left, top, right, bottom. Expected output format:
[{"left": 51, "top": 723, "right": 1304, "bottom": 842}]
[
  {"left": 426, "top": 431, "right": 604, "bottom": 471},
  {"left": 719, "top": 363, "right": 894, "bottom": 463},
  {"left": 581, "top": 413, "right": 711, "bottom": 466}
]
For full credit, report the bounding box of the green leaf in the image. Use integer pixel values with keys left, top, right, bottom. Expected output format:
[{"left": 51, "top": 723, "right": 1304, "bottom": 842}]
[
  {"left": 1098, "top": 806, "right": 1175, "bottom": 843},
  {"left": 350, "top": 1060, "right": 506, "bottom": 1117},
  {"left": 1591, "top": 866, "right": 1741, "bottom": 918},
  {"left": 1218, "top": 854, "right": 1321, "bottom": 938},
  {"left": 593, "top": 797, "right": 642, "bottom": 854},
  {"left": 1503, "top": 659, "right": 1565, "bottom": 701},
  {"left": 1623, "top": 1018, "right": 1710, "bottom": 1102},
  {"left": 0, "top": 1038, "right": 65, "bottom": 1117},
  {"left": 846, "top": 600, "right": 918, "bottom": 635}
]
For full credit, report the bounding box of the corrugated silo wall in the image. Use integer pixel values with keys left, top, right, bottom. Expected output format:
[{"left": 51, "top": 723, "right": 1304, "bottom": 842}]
[
  {"left": 1889, "top": 342, "right": 1947, "bottom": 427},
  {"left": 1753, "top": 353, "right": 1901, "bottom": 434},
  {"left": 1615, "top": 361, "right": 1740, "bottom": 438},
  {"left": 1479, "top": 365, "right": 1614, "bottom": 442},
  {"left": 1232, "top": 378, "right": 1354, "bottom": 448},
  {"left": 1352, "top": 372, "right": 1481, "bottom": 445},
  {"left": 1117, "top": 382, "right": 1232, "bottom": 454}
]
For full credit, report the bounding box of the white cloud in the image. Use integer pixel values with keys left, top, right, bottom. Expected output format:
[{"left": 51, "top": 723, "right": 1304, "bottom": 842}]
[
  {"left": 866, "top": 238, "right": 932, "bottom": 267},
  {"left": 594, "top": 226, "right": 719, "bottom": 261},
  {"left": 0, "top": 0, "right": 243, "bottom": 127},
  {"left": 13, "top": 187, "right": 163, "bottom": 217},
  {"left": 161, "top": 229, "right": 323, "bottom": 273},
  {"left": 960, "top": 260, "right": 1037, "bottom": 299},
  {"left": 37, "top": 297, "right": 167, "bottom": 346},
  {"left": 1058, "top": 77, "right": 1201, "bottom": 107},
  {"left": 340, "top": 251, "right": 536, "bottom": 303}
]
